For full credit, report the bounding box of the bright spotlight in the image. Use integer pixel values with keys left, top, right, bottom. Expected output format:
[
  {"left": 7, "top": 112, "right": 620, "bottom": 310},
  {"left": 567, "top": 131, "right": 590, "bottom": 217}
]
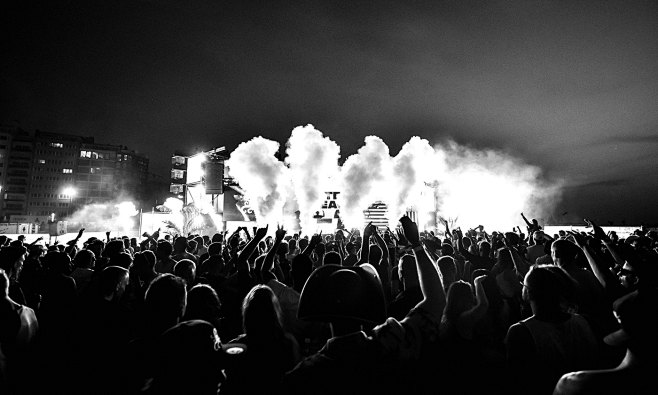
[{"left": 63, "top": 186, "right": 77, "bottom": 197}]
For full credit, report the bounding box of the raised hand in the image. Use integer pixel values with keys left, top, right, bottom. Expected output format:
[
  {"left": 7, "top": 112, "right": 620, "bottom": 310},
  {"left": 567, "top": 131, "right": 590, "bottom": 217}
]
[
  {"left": 399, "top": 215, "right": 420, "bottom": 246},
  {"left": 568, "top": 230, "right": 587, "bottom": 249},
  {"left": 310, "top": 231, "right": 323, "bottom": 246},
  {"left": 584, "top": 219, "right": 609, "bottom": 242},
  {"left": 255, "top": 225, "right": 269, "bottom": 239},
  {"left": 363, "top": 222, "right": 375, "bottom": 238},
  {"left": 275, "top": 224, "right": 286, "bottom": 241},
  {"left": 77, "top": 228, "right": 85, "bottom": 238}
]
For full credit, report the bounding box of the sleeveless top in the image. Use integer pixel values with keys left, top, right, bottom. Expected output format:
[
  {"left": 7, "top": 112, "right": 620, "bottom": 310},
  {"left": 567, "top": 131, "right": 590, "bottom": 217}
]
[{"left": 521, "top": 314, "right": 596, "bottom": 373}]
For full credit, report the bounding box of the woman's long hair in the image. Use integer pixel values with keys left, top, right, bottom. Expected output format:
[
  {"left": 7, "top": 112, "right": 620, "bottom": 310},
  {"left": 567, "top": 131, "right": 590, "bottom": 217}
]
[{"left": 242, "top": 284, "right": 285, "bottom": 344}]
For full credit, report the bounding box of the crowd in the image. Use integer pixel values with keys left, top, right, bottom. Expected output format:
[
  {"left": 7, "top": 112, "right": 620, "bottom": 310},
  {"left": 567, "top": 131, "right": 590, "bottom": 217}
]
[{"left": 0, "top": 213, "right": 656, "bottom": 394}]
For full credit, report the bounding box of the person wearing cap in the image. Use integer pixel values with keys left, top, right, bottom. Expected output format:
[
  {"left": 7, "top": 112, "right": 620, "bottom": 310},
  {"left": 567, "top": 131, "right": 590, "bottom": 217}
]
[
  {"left": 553, "top": 289, "right": 658, "bottom": 395},
  {"left": 283, "top": 216, "right": 445, "bottom": 394}
]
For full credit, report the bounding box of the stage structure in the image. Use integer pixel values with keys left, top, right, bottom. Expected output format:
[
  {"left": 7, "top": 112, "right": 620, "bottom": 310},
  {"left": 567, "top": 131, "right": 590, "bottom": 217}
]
[{"left": 161, "top": 146, "right": 440, "bottom": 235}]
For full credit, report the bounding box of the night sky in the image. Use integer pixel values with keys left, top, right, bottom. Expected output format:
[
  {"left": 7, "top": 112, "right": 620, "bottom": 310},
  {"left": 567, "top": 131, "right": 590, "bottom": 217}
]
[{"left": 2, "top": 0, "right": 657, "bottom": 224}]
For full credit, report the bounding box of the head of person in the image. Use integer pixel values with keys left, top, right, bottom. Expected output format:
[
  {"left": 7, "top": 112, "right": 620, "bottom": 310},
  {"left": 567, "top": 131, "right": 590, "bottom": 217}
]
[
  {"left": 437, "top": 256, "right": 457, "bottom": 291},
  {"left": 297, "top": 264, "right": 386, "bottom": 336},
  {"left": 522, "top": 265, "right": 576, "bottom": 313},
  {"left": 287, "top": 239, "right": 297, "bottom": 253},
  {"left": 298, "top": 238, "right": 309, "bottom": 252},
  {"left": 103, "top": 239, "right": 125, "bottom": 259},
  {"left": 207, "top": 242, "right": 222, "bottom": 257},
  {"left": 187, "top": 239, "right": 198, "bottom": 254},
  {"left": 173, "top": 259, "right": 196, "bottom": 288},
  {"left": 533, "top": 231, "right": 546, "bottom": 245},
  {"left": 173, "top": 237, "right": 189, "bottom": 254},
  {"left": 42, "top": 250, "right": 72, "bottom": 275},
  {"left": 462, "top": 237, "right": 472, "bottom": 249},
  {"left": 443, "top": 280, "right": 474, "bottom": 321},
  {"left": 184, "top": 284, "right": 222, "bottom": 327},
  {"left": 133, "top": 250, "right": 156, "bottom": 279},
  {"left": 111, "top": 251, "right": 133, "bottom": 269},
  {"left": 398, "top": 254, "right": 419, "bottom": 290},
  {"left": 440, "top": 243, "right": 454, "bottom": 257},
  {"left": 100, "top": 266, "right": 129, "bottom": 302},
  {"left": 86, "top": 240, "right": 104, "bottom": 261},
  {"left": 156, "top": 240, "right": 173, "bottom": 259},
  {"left": 73, "top": 249, "right": 95, "bottom": 269},
  {"left": 211, "top": 233, "right": 223, "bottom": 243},
  {"left": 150, "top": 320, "right": 222, "bottom": 395},
  {"left": 551, "top": 239, "right": 580, "bottom": 267},
  {"left": 504, "top": 232, "right": 520, "bottom": 247},
  {"left": 0, "top": 245, "right": 28, "bottom": 279},
  {"left": 604, "top": 290, "right": 658, "bottom": 360},
  {"left": 323, "top": 251, "right": 342, "bottom": 266},
  {"left": 242, "top": 284, "right": 284, "bottom": 342},
  {"left": 478, "top": 240, "right": 491, "bottom": 257},
  {"left": 145, "top": 274, "right": 187, "bottom": 332},
  {"left": 368, "top": 244, "right": 382, "bottom": 266}
]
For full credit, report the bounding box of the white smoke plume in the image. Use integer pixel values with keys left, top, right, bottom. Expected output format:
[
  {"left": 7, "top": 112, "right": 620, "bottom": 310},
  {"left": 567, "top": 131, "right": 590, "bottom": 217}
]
[
  {"left": 388, "top": 137, "right": 441, "bottom": 226},
  {"left": 66, "top": 199, "right": 138, "bottom": 234},
  {"left": 338, "top": 136, "right": 392, "bottom": 230},
  {"left": 433, "top": 141, "right": 562, "bottom": 231},
  {"left": 227, "top": 126, "right": 561, "bottom": 234},
  {"left": 285, "top": 125, "right": 340, "bottom": 233},
  {"left": 225, "top": 137, "right": 290, "bottom": 225}
]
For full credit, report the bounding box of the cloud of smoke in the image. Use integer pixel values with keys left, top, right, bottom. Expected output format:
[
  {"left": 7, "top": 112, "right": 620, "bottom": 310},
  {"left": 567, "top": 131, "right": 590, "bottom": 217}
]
[
  {"left": 338, "top": 136, "right": 391, "bottom": 230},
  {"left": 67, "top": 199, "right": 138, "bottom": 234},
  {"left": 388, "top": 136, "right": 441, "bottom": 226},
  {"left": 227, "top": 126, "right": 561, "bottom": 234},
  {"left": 225, "top": 137, "right": 290, "bottom": 226},
  {"left": 285, "top": 125, "right": 340, "bottom": 233},
  {"left": 433, "top": 141, "right": 562, "bottom": 231}
]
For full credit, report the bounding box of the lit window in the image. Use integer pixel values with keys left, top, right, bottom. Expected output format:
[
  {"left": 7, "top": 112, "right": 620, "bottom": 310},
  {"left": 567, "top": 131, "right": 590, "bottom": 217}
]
[
  {"left": 38, "top": 159, "right": 46, "bottom": 164},
  {"left": 63, "top": 169, "right": 73, "bottom": 174},
  {"left": 50, "top": 142, "right": 63, "bottom": 148}
]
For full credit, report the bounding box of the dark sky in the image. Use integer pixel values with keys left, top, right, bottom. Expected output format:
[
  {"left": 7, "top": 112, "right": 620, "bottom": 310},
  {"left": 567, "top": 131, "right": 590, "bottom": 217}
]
[{"left": 2, "top": 0, "right": 657, "bottom": 224}]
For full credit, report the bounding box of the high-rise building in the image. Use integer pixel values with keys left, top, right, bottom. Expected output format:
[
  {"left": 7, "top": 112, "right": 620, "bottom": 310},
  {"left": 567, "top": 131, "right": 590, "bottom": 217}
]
[
  {"left": 28, "top": 131, "right": 89, "bottom": 219},
  {"left": 0, "top": 125, "right": 33, "bottom": 220},
  {"left": 0, "top": 128, "right": 150, "bottom": 222}
]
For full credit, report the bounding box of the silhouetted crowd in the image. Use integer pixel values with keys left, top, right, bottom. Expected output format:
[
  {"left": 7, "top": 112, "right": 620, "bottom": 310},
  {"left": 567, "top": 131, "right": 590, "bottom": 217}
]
[{"left": 1, "top": 214, "right": 656, "bottom": 394}]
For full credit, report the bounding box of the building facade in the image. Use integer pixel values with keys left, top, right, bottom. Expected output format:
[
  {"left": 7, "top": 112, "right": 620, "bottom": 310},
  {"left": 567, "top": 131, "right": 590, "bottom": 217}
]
[{"left": 0, "top": 127, "right": 149, "bottom": 222}]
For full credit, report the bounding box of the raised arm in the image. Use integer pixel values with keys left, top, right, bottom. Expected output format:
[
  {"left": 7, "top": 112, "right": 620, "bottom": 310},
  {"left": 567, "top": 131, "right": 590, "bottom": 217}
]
[
  {"left": 237, "top": 225, "right": 268, "bottom": 274},
  {"left": 400, "top": 216, "right": 445, "bottom": 317},
  {"left": 458, "top": 275, "right": 489, "bottom": 327},
  {"left": 372, "top": 228, "right": 392, "bottom": 302},
  {"left": 520, "top": 212, "right": 532, "bottom": 228},
  {"left": 569, "top": 230, "right": 619, "bottom": 292},
  {"left": 503, "top": 236, "right": 529, "bottom": 278},
  {"left": 439, "top": 217, "right": 452, "bottom": 241},
  {"left": 262, "top": 225, "right": 286, "bottom": 279},
  {"left": 585, "top": 219, "right": 625, "bottom": 266},
  {"left": 302, "top": 232, "right": 322, "bottom": 256},
  {"left": 357, "top": 222, "right": 375, "bottom": 265}
]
